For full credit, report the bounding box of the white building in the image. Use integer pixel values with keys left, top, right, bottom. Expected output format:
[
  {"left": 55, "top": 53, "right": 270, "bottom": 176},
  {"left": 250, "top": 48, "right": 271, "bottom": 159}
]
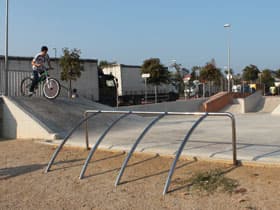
[
  {"left": 102, "top": 64, "right": 178, "bottom": 104},
  {"left": 0, "top": 56, "right": 99, "bottom": 101}
]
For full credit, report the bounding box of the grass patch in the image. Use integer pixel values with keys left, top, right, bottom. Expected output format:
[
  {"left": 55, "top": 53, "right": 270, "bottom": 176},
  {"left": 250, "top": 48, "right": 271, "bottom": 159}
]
[
  {"left": 189, "top": 169, "right": 238, "bottom": 194},
  {"left": 174, "top": 168, "right": 239, "bottom": 194}
]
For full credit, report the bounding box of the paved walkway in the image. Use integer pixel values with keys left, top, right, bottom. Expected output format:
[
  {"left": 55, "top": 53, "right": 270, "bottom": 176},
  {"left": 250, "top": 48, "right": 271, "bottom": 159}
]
[
  {"left": 10, "top": 97, "right": 280, "bottom": 164},
  {"left": 54, "top": 113, "right": 280, "bottom": 164}
]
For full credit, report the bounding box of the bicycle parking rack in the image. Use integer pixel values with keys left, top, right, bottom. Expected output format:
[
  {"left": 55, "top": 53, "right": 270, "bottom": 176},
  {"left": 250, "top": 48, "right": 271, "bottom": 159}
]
[{"left": 45, "top": 110, "right": 237, "bottom": 195}]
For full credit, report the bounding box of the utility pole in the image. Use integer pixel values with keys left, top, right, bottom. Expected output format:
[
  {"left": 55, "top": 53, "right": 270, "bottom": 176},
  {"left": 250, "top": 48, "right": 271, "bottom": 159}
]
[
  {"left": 53, "top": 48, "right": 57, "bottom": 59},
  {"left": 4, "top": 0, "right": 9, "bottom": 96},
  {"left": 224, "top": 23, "right": 231, "bottom": 93}
]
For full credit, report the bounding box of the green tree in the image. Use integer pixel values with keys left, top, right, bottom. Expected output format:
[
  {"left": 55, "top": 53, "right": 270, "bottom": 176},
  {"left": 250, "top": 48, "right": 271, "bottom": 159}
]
[
  {"left": 170, "top": 62, "right": 190, "bottom": 95},
  {"left": 141, "top": 58, "right": 170, "bottom": 102},
  {"left": 98, "top": 60, "right": 117, "bottom": 69},
  {"left": 224, "top": 68, "right": 234, "bottom": 76},
  {"left": 60, "top": 48, "right": 84, "bottom": 97},
  {"left": 242, "top": 64, "right": 260, "bottom": 82},
  {"left": 200, "top": 63, "right": 222, "bottom": 84},
  {"left": 170, "top": 71, "right": 184, "bottom": 95},
  {"left": 261, "top": 69, "right": 275, "bottom": 87},
  {"left": 191, "top": 66, "right": 202, "bottom": 81},
  {"left": 276, "top": 69, "right": 280, "bottom": 78},
  {"left": 233, "top": 73, "right": 242, "bottom": 84},
  {"left": 141, "top": 58, "right": 170, "bottom": 85},
  {"left": 200, "top": 62, "right": 222, "bottom": 95}
]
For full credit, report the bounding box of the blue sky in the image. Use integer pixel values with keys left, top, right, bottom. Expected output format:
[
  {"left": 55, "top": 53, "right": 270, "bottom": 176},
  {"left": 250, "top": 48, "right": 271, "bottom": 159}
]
[{"left": 0, "top": 0, "right": 280, "bottom": 73}]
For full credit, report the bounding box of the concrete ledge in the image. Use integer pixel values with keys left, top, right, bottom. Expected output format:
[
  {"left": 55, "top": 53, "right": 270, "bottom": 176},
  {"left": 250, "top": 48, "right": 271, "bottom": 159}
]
[
  {"left": 201, "top": 92, "right": 232, "bottom": 112},
  {"left": 1, "top": 96, "right": 58, "bottom": 139},
  {"left": 242, "top": 91, "right": 262, "bottom": 113},
  {"left": 118, "top": 98, "right": 207, "bottom": 112},
  {"left": 232, "top": 91, "right": 263, "bottom": 113},
  {"left": 41, "top": 139, "right": 280, "bottom": 168},
  {"left": 272, "top": 104, "right": 280, "bottom": 115},
  {"left": 230, "top": 92, "right": 251, "bottom": 99},
  {"left": 0, "top": 98, "right": 3, "bottom": 137}
]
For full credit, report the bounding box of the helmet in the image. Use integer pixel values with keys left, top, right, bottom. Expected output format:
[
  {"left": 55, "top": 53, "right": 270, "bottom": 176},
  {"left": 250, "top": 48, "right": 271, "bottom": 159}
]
[{"left": 41, "top": 46, "right": 48, "bottom": 52}]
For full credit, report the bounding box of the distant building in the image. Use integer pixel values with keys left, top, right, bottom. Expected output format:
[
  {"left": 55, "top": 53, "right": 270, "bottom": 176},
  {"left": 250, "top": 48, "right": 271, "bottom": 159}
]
[
  {"left": 102, "top": 64, "right": 178, "bottom": 105},
  {"left": 0, "top": 56, "right": 99, "bottom": 101}
]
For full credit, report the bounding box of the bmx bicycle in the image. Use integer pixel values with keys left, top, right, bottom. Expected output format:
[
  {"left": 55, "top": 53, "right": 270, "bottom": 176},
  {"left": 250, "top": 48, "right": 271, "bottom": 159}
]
[{"left": 20, "top": 68, "right": 61, "bottom": 100}]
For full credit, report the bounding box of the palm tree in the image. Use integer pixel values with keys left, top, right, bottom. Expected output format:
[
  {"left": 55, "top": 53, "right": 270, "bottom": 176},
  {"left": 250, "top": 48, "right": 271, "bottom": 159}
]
[
  {"left": 200, "top": 62, "right": 222, "bottom": 95},
  {"left": 141, "top": 58, "right": 170, "bottom": 102}
]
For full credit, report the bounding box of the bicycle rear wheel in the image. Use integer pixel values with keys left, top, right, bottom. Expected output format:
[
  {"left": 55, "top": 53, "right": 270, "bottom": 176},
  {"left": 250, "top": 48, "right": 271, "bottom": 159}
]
[
  {"left": 43, "top": 78, "right": 60, "bottom": 99},
  {"left": 20, "top": 77, "right": 33, "bottom": 96}
]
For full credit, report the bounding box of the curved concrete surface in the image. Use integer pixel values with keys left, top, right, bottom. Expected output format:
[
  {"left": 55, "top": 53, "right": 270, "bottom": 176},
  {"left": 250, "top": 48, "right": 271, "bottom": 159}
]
[
  {"left": 222, "top": 96, "right": 280, "bottom": 114},
  {"left": 221, "top": 100, "right": 242, "bottom": 114},
  {"left": 118, "top": 98, "right": 207, "bottom": 112},
  {"left": 3, "top": 96, "right": 280, "bottom": 164},
  {"left": 253, "top": 96, "right": 280, "bottom": 113}
]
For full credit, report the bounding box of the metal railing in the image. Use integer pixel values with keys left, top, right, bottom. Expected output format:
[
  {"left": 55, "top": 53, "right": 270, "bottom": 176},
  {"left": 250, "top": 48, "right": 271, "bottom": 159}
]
[
  {"left": 45, "top": 110, "right": 237, "bottom": 195},
  {"left": 0, "top": 69, "right": 69, "bottom": 97},
  {"left": 8, "top": 70, "right": 44, "bottom": 96}
]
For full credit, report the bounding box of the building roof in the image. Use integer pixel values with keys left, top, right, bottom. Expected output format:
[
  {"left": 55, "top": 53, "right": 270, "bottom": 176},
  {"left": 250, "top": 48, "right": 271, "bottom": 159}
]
[
  {"left": 0, "top": 55, "right": 98, "bottom": 63},
  {"left": 105, "top": 63, "right": 141, "bottom": 69}
]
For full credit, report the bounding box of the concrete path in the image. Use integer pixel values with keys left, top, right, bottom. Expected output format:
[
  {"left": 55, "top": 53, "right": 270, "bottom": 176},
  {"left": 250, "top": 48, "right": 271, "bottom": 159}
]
[
  {"left": 8, "top": 96, "right": 280, "bottom": 165},
  {"left": 56, "top": 112, "right": 280, "bottom": 165},
  {"left": 223, "top": 96, "right": 280, "bottom": 114},
  {"left": 253, "top": 96, "right": 280, "bottom": 113}
]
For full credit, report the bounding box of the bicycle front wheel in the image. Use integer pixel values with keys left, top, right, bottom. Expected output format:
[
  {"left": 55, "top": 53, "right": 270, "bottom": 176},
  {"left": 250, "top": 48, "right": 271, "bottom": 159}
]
[
  {"left": 43, "top": 78, "right": 60, "bottom": 99},
  {"left": 20, "top": 77, "right": 33, "bottom": 96}
]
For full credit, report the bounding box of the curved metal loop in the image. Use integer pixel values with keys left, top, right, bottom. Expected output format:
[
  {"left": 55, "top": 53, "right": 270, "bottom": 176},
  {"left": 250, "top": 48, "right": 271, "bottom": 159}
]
[
  {"left": 45, "top": 111, "right": 101, "bottom": 173},
  {"left": 45, "top": 109, "right": 237, "bottom": 197},
  {"left": 115, "top": 113, "right": 167, "bottom": 186},
  {"left": 79, "top": 112, "right": 131, "bottom": 179},
  {"left": 162, "top": 113, "right": 208, "bottom": 195}
]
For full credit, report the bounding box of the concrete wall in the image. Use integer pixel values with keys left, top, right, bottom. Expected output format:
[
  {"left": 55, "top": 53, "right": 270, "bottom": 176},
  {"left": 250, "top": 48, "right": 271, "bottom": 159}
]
[
  {"left": 0, "top": 56, "right": 99, "bottom": 101},
  {"left": 118, "top": 98, "right": 207, "bottom": 112},
  {"left": 272, "top": 104, "right": 280, "bottom": 115},
  {"left": 0, "top": 98, "right": 3, "bottom": 137},
  {"left": 242, "top": 91, "right": 262, "bottom": 113},
  {"left": 226, "top": 91, "right": 262, "bottom": 113},
  {"left": 1, "top": 96, "right": 55, "bottom": 139},
  {"left": 201, "top": 92, "right": 233, "bottom": 112}
]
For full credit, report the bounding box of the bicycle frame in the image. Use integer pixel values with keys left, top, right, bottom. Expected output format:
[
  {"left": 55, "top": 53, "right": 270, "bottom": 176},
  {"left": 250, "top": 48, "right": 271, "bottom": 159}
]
[{"left": 38, "top": 70, "right": 49, "bottom": 83}]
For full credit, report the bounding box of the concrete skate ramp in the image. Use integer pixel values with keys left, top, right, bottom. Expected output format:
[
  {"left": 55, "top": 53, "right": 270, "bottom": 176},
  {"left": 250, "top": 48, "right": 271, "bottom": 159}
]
[
  {"left": 5, "top": 96, "right": 280, "bottom": 164},
  {"left": 272, "top": 104, "right": 280, "bottom": 115},
  {"left": 221, "top": 95, "right": 280, "bottom": 114},
  {"left": 118, "top": 98, "right": 207, "bottom": 112},
  {"left": 9, "top": 96, "right": 116, "bottom": 137},
  {"left": 253, "top": 96, "right": 280, "bottom": 113},
  {"left": 221, "top": 102, "right": 242, "bottom": 114}
]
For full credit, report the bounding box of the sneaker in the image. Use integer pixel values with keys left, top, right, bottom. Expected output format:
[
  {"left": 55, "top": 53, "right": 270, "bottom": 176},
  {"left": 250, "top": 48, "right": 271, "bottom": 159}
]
[{"left": 28, "top": 91, "right": 34, "bottom": 97}]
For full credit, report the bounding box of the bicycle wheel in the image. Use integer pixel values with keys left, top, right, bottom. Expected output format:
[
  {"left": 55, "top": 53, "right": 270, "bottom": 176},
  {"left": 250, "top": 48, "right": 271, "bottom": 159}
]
[
  {"left": 43, "top": 78, "right": 60, "bottom": 99},
  {"left": 20, "top": 77, "right": 33, "bottom": 96}
]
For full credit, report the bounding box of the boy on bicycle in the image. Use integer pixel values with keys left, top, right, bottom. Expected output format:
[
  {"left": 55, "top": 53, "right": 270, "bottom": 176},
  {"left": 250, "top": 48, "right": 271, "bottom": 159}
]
[{"left": 29, "top": 46, "right": 53, "bottom": 96}]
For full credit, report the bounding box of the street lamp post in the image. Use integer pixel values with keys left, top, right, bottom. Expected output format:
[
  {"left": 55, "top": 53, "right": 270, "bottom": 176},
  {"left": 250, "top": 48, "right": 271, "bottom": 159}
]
[
  {"left": 4, "top": 0, "right": 9, "bottom": 96},
  {"left": 142, "top": 73, "right": 150, "bottom": 104},
  {"left": 53, "top": 48, "right": 57, "bottom": 59},
  {"left": 224, "top": 23, "right": 231, "bottom": 92}
]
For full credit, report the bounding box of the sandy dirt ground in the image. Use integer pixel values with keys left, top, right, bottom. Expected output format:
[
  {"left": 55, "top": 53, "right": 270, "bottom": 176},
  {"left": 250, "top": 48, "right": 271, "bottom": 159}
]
[{"left": 1, "top": 139, "right": 280, "bottom": 210}]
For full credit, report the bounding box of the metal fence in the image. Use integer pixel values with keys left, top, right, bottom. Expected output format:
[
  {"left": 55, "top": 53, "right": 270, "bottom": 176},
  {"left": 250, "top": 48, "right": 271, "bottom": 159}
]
[
  {"left": 45, "top": 110, "right": 237, "bottom": 195},
  {"left": 7, "top": 70, "right": 44, "bottom": 96},
  {"left": 0, "top": 62, "right": 5, "bottom": 95},
  {"left": 0, "top": 68, "right": 44, "bottom": 96},
  {"left": 0, "top": 68, "right": 69, "bottom": 97}
]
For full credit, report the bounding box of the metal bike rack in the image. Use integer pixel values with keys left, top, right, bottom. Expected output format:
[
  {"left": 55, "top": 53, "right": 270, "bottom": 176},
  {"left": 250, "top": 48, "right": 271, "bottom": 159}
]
[
  {"left": 162, "top": 113, "right": 208, "bottom": 195},
  {"left": 45, "top": 110, "right": 237, "bottom": 195},
  {"left": 45, "top": 111, "right": 101, "bottom": 173},
  {"left": 114, "top": 113, "right": 166, "bottom": 186},
  {"left": 79, "top": 112, "right": 131, "bottom": 179}
]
